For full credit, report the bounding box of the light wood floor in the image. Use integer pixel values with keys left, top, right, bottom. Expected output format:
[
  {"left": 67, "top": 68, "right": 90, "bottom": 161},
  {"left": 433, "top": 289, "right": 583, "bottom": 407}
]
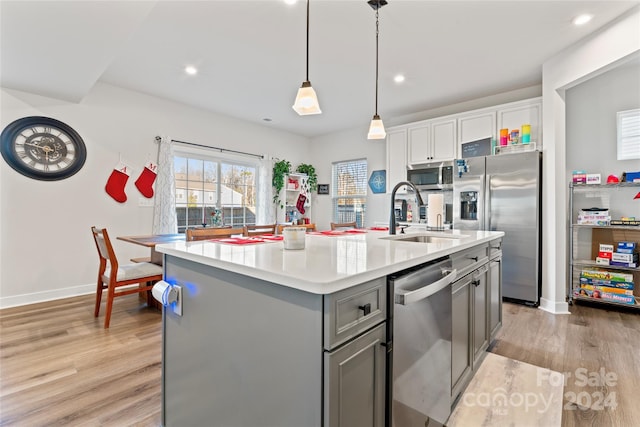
[
  {"left": 492, "top": 301, "right": 640, "bottom": 427},
  {"left": 0, "top": 295, "right": 638, "bottom": 426}
]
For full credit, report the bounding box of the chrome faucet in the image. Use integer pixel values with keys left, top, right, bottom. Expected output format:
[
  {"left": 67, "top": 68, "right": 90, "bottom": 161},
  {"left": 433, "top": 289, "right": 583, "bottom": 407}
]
[{"left": 390, "top": 181, "right": 424, "bottom": 235}]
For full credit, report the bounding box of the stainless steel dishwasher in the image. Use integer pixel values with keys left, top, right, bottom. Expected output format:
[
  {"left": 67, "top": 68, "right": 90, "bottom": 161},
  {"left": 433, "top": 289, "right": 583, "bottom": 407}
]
[{"left": 387, "top": 256, "right": 457, "bottom": 427}]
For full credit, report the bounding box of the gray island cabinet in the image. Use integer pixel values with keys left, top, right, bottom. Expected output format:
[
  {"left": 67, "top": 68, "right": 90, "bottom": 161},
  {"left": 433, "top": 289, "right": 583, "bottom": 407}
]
[{"left": 156, "top": 230, "right": 503, "bottom": 427}]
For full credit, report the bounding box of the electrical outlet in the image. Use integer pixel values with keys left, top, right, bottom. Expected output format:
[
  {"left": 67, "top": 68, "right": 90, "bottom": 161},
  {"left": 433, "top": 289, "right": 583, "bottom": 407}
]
[{"left": 138, "top": 197, "right": 154, "bottom": 207}]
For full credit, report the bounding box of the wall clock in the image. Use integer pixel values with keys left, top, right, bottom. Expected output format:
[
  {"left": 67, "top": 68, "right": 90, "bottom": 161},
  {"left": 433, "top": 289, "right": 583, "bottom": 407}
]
[{"left": 1, "top": 116, "right": 87, "bottom": 181}]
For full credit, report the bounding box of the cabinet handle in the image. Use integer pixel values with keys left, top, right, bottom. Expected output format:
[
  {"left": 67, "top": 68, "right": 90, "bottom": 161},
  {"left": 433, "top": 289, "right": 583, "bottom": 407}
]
[
  {"left": 358, "top": 303, "right": 371, "bottom": 316},
  {"left": 380, "top": 341, "right": 393, "bottom": 353},
  {"left": 472, "top": 280, "right": 480, "bottom": 287},
  {"left": 467, "top": 256, "right": 479, "bottom": 262}
]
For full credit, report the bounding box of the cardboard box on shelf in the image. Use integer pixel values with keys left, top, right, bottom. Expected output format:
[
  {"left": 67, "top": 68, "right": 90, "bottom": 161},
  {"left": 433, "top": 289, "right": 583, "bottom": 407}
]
[
  {"left": 617, "top": 242, "right": 637, "bottom": 254},
  {"left": 579, "top": 283, "right": 634, "bottom": 296},
  {"left": 580, "top": 269, "right": 634, "bottom": 283},
  {"left": 599, "top": 243, "right": 615, "bottom": 253},
  {"left": 580, "top": 277, "right": 634, "bottom": 290},
  {"left": 586, "top": 174, "right": 601, "bottom": 184},
  {"left": 611, "top": 252, "right": 639, "bottom": 263}
]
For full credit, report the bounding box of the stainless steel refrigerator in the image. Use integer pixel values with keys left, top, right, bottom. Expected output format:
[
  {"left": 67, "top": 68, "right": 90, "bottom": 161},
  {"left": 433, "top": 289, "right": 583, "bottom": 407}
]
[{"left": 453, "top": 151, "right": 542, "bottom": 305}]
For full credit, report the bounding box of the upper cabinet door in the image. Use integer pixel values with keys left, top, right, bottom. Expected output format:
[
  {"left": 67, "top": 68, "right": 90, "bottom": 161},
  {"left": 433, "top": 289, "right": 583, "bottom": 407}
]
[
  {"left": 431, "top": 118, "right": 457, "bottom": 161},
  {"left": 497, "top": 99, "right": 542, "bottom": 145},
  {"left": 408, "top": 124, "right": 431, "bottom": 164},
  {"left": 386, "top": 128, "right": 408, "bottom": 193},
  {"left": 457, "top": 110, "right": 497, "bottom": 154}
]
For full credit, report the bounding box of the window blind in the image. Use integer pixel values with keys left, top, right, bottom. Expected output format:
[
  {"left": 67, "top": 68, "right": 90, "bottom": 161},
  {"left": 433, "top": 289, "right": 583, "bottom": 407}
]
[
  {"left": 332, "top": 159, "right": 367, "bottom": 226},
  {"left": 617, "top": 108, "right": 640, "bottom": 160}
]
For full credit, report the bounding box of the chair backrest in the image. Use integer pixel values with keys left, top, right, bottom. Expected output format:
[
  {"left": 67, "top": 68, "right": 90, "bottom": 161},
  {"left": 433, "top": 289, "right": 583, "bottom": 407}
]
[
  {"left": 243, "top": 224, "right": 277, "bottom": 237},
  {"left": 330, "top": 221, "right": 357, "bottom": 230},
  {"left": 186, "top": 227, "right": 244, "bottom": 241},
  {"left": 91, "top": 226, "right": 118, "bottom": 270}
]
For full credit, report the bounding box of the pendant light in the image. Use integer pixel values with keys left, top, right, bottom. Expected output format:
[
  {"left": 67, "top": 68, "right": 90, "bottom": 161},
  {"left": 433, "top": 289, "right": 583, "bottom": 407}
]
[
  {"left": 367, "top": 0, "right": 387, "bottom": 139},
  {"left": 292, "top": 0, "right": 321, "bottom": 115}
]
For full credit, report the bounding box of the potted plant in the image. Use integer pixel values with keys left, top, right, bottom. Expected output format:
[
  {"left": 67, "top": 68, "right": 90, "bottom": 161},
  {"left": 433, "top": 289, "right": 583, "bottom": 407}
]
[
  {"left": 272, "top": 158, "right": 291, "bottom": 209},
  {"left": 296, "top": 163, "right": 317, "bottom": 193}
]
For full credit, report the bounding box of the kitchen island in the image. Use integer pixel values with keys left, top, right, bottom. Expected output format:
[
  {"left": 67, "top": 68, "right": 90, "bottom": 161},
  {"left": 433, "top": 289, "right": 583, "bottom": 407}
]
[{"left": 155, "top": 229, "right": 503, "bottom": 427}]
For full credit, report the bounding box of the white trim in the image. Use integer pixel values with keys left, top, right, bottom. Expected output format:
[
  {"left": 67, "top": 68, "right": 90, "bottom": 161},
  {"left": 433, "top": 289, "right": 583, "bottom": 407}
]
[
  {"left": 0, "top": 283, "right": 95, "bottom": 309},
  {"left": 539, "top": 297, "right": 570, "bottom": 315}
]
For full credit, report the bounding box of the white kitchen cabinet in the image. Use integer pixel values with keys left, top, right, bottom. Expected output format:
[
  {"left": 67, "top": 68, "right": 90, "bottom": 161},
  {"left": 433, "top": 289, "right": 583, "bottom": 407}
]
[
  {"left": 386, "top": 128, "right": 408, "bottom": 193},
  {"left": 431, "top": 118, "right": 457, "bottom": 160},
  {"left": 408, "top": 118, "right": 456, "bottom": 165},
  {"left": 457, "top": 109, "right": 496, "bottom": 152},
  {"left": 497, "top": 98, "right": 542, "bottom": 145},
  {"left": 408, "top": 124, "right": 430, "bottom": 165}
]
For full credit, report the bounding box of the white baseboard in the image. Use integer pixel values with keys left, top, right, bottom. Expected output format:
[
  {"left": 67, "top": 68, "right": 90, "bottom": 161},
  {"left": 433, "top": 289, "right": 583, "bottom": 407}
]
[
  {"left": 539, "top": 297, "right": 571, "bottom": 314},
  {"left": 0, "top": 283, "right": 95, "bottom": 309}
]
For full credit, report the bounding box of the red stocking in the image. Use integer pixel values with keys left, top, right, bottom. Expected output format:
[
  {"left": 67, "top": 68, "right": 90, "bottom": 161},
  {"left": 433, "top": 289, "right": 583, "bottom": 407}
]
[
  {"left": 135, "top": 161, "right": 157, "bottom": 198},
  {"left": 296, "top": 193, "right": 306, "bottom": 215},
  {"left": 105, "top": 162, "right": 130, "bottom": 203}
]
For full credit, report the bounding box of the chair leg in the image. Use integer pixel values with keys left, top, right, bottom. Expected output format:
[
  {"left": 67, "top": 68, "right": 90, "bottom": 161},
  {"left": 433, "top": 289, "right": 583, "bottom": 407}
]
[
  {"left": 104, "top": 284, "right": 116, "bottom": 329},
  {"left": 94, "top": 278, "right": 104, "bottom": 317}
]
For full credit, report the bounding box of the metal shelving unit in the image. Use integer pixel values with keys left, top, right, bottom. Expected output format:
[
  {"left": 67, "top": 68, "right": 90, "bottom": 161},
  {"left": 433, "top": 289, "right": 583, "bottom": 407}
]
[{"left": 568, "top": 182, "right": 640, "bottom": 308}]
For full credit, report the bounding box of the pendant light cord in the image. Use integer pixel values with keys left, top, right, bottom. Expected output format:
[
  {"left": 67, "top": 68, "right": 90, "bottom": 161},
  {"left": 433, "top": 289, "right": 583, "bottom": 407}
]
[
  {"left": 306, "top": 0, "right": 310, "bottom": 82},
  {"left": 374, "top": 6, "right": 380, "bottom": 116}
]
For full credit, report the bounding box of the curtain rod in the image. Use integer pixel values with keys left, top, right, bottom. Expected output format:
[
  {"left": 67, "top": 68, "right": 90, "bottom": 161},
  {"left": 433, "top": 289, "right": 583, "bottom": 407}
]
[{"left": 155, "top": 136, "right": 264, "bottom": 160}]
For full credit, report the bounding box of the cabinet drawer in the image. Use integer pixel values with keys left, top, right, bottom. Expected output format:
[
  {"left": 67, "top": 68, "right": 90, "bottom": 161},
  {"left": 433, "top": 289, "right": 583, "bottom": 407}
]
[
  {"left": 451, "top": 244, "right": 489, "bottom": 278},
  {"left": 324, "top": 278, "right": 386, "bottom": 350}
]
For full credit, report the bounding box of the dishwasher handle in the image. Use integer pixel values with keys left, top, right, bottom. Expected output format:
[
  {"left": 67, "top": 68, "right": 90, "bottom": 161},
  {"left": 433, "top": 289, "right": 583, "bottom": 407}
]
[{"left": 395, "top": 269, "right": 457, "bottom": 305}]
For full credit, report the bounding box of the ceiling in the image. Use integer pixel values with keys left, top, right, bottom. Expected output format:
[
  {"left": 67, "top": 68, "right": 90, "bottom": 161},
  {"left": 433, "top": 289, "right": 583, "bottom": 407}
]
[{"left": 1, "top": 1, "right": 638, "bottom": 138}]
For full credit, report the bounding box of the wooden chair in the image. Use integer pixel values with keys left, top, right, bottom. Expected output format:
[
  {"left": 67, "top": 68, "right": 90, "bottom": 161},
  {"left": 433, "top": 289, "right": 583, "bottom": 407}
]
[
  {"left": 91, "top": 226, "right": 163, "bottom": 329},
  {"left": 243, "top": 224, "right": 277, "bottom": 237},
  {"left": 186, "top": 227, "right": 244, "bottom": 241},
  {"left": 330, "top": 221, "right": 357, "bottom": 230}
]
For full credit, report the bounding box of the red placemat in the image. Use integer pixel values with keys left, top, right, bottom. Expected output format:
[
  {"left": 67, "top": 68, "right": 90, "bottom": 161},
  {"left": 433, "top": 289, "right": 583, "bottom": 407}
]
[
  {"left": 215, "top": 237, "right": 265, "bottom": 245},
  {"left": 344, "top": 229, "right": 367, "bottom": 234},
  {"left": 368, "top": 226, "right": 389, "bottom": 231},
  {"left": 260, "top": 235, "right": 284, "bottom": 241},
  {"left": 319, "top": 230, "right": 347, "bottom": 236}
]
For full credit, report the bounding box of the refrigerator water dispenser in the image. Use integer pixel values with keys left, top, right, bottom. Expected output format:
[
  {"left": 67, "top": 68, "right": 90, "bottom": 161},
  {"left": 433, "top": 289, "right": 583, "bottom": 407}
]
[{"left": 460, "top": 191, "right": 478, "bottom": 220}]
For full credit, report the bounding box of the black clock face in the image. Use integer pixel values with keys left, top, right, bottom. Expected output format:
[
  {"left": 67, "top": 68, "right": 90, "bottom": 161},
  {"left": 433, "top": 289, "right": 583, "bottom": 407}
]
[{"left": 1, "top": 116, "right": 87, "bottom": 181}]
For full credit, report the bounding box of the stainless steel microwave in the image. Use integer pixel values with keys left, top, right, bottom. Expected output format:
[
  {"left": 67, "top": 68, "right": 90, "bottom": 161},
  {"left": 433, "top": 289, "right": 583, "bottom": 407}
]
[{"left": 407, "top": 161, "right": 454, "bottom": 190}]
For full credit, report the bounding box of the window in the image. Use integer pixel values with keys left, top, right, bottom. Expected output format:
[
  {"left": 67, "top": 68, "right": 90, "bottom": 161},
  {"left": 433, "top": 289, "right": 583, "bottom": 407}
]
[
  {"left": 617, "top": 108, "right": 640, "bottom": 160},
  {"left": 332, "top": 159, "right": 367, "bottom": 227},
  {"left": 174, "top": 153, "right": 258, "bottom": 232}
]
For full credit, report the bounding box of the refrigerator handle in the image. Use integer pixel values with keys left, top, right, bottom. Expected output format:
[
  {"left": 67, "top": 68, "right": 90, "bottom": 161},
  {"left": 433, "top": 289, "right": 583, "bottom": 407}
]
[{"left": 485, "top": 173, "right": 491, "bottom": 231}]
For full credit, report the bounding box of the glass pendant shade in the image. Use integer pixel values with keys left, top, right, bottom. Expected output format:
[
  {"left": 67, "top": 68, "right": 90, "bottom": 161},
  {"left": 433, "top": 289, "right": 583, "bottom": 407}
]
[
  {"left": 292, "top": 81, "right": 321, "bottom": 115},
  {"left": 367, "top": 114, "right": 386, "bottom": 139}
]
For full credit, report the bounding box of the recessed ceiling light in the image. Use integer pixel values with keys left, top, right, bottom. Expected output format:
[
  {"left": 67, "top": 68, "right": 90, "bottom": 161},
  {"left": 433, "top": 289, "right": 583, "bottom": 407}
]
[
  {"left": 185, "top": 65, "right": 198, "bottom": 75},
  {"left": 572, "top": 14, "right": 593, "bottom": 26},
  {"left": 284, "top": 0, "right": 297, "bottom": 5},
  {"left": 394, "top": 74, "right": 405, "bottom": 83}
]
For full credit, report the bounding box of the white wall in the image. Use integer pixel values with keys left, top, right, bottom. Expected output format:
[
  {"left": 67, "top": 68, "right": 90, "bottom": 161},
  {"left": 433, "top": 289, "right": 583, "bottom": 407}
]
[
  {"left": 540, "top": 6, "right": 640, "bottom": 314},
  {"left": 566, "top": 61, "right": 640, "bottom": 177},
  {"left": 308, "top": 126, "right": 388, "bottom": 231},
  {"left": 0, "top": 82, "right": 309, "bottom": 307}
]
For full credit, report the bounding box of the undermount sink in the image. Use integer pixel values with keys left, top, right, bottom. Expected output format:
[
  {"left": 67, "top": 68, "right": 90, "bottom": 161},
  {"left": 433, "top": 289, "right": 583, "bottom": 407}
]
[{"left": 381, "top": 233, "right": 469, "bottom": 244}]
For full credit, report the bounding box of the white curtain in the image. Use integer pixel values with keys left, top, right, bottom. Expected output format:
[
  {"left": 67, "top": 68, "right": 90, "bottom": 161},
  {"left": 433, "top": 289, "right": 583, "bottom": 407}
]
[
  {"left": 152, "top": 136, "right": 178, "bottom": 234},
  {"left": 256, "top": 155, "right": 274, "bottom": 225}
]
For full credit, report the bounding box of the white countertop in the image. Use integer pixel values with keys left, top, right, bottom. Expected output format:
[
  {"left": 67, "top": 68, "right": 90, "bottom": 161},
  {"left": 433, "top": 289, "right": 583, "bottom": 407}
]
[{"left": 156, "top": 229, "right": 504, "bottom": 295}]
